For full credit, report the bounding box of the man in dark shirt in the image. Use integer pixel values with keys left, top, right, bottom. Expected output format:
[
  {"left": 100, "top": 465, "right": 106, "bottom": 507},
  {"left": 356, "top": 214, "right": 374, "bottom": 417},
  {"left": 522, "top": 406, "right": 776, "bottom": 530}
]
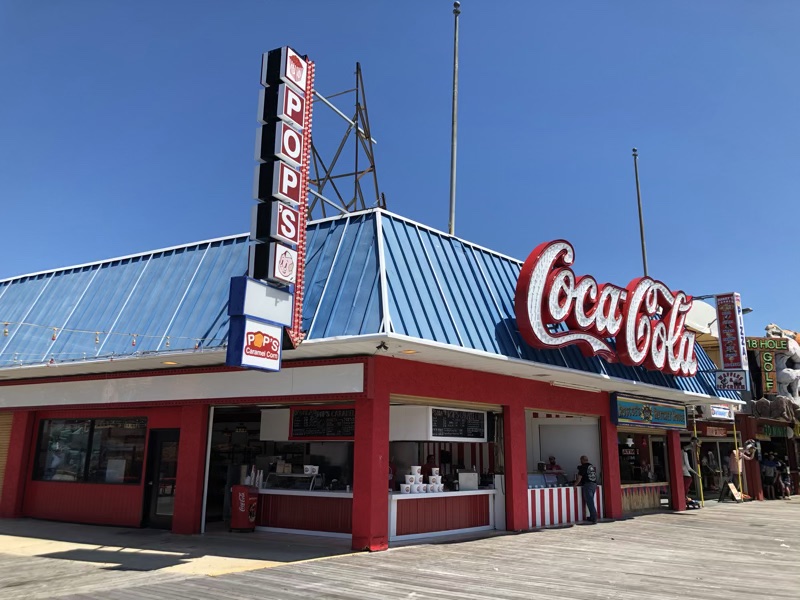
[{"left": 574, "top": 455, "right": 598, "bottom": 524}]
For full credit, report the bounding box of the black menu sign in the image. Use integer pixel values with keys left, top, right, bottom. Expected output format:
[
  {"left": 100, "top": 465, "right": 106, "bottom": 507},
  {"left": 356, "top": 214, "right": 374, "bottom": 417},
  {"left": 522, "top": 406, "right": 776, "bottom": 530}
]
[
  {"left": 290, "top": 408, "right": 355, "bottom": 439},
  {"left": 431, "top": 408, "right": 486, "bottom": 441}
]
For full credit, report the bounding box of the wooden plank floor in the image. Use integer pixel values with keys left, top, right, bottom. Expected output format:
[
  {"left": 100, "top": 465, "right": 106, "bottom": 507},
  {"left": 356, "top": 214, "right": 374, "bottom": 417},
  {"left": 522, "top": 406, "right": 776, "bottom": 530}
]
[{"left": 3, "top": 499, "right": 799, "bottom": 599}]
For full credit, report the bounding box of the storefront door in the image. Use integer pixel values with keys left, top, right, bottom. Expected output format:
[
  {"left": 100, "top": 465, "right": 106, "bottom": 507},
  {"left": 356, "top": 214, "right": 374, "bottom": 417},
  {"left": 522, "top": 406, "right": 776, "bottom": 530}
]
[{"left": 143, "top": 429, "right": 180, "bottom": 529}]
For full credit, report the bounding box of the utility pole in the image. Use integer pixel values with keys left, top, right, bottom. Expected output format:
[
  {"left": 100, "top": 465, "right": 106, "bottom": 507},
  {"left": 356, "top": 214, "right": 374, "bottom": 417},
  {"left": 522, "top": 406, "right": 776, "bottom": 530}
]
[
  {"left": 632, "top": 147, "right": 649, "bottom": 277},
  {"left": 448, "top": 2, "right": 461, "bottom": 236}
]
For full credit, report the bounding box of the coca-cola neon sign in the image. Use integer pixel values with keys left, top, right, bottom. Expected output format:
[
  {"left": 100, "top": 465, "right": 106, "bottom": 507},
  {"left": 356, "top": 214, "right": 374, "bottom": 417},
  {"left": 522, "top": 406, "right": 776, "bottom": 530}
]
[{"left": 514, "top": 240, "right": 698, "bottom": 377}]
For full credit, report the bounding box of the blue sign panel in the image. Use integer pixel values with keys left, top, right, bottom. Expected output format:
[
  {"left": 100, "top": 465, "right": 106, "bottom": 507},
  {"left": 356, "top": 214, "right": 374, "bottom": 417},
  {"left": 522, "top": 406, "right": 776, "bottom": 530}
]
[{"left": 611, "top": 394, "right": 687, "bottom": 430}]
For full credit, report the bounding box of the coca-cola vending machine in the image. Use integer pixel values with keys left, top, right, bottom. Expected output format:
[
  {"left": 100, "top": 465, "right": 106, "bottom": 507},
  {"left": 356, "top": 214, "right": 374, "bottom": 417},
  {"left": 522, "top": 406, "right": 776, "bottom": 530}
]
[{"left": 229, "top": 485, "right": 258, "bottom": 532}]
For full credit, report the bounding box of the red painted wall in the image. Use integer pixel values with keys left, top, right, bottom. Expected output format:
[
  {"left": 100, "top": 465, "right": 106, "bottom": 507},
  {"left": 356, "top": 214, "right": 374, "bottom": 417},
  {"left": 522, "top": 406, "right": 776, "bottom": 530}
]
[
  {"left": 395, "top": 494, "right": 490, "bottom": 536},
  {"left": 666, "top": 431, "right": 686, "bottom": 511},
  {"left": 20, "top": 406, "right": 183, "bottom": 528},
  {"left": 351, "top": 370, "right": 390, "bottom": 551},
  {"left": 24, "top": 481, "right": 145, "bottom": 526},
  {"left": 599, "top": 416, "right": 622, "bottom": 519},
  {"left": 0, "top": 411, "right": 36, "bottom": 518},
  {"left": 172, "top": 405, "right": 209, "bottom": 534},
  {"left": 257, "top": 494, "right": 352, "bottom": 533},
  {"left": 503, "top": 403, "right": 528, "bottom": 531}
]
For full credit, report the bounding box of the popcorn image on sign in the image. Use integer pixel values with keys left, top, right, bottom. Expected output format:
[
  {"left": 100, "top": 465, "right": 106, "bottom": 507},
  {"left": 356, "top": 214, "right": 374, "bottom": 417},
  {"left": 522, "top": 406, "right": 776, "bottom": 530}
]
[{"left": 288, "top": 55, "right": 305, "bottom": 84}]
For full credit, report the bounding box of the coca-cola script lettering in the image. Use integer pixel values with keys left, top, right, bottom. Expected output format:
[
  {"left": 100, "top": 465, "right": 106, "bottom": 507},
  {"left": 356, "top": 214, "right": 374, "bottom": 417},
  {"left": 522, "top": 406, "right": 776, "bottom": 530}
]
[{"left": 514, "top": 240, "right": 698, "bottom": 376}]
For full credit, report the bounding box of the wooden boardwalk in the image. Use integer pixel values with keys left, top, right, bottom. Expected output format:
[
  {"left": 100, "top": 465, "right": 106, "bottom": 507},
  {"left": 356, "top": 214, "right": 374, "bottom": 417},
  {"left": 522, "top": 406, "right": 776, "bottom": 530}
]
[{"left": 2, "top": 500, "right": 799, "bottom": 599}]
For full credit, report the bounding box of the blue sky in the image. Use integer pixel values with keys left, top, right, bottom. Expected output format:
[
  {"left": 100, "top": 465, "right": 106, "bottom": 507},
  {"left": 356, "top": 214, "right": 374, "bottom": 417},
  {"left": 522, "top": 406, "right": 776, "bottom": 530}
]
[{"left": 1, "top": 1, "right": 798, "bottom": 333}]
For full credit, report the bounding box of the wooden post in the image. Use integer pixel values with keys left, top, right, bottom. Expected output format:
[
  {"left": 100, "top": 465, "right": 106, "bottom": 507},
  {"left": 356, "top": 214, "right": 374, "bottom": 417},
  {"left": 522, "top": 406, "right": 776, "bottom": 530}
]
[
  {"left": 351, "top": 390, "right": 390, "bottom": 551},
  {"left": 667, "top": 430, "right": 686, "bottom": 511},
  {"left": 502, "top": 402, "right": 528, "bottom": 531}
]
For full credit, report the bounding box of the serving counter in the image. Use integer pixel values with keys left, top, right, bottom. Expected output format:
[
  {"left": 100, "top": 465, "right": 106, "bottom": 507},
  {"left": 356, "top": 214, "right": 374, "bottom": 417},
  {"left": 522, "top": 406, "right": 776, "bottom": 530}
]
[
  {"left": 528, "top": 485, "right": 604, "bottom": 529},
  {"left": 256, "top": 489, "right": 353, "bottom": 538},
  {"left": 621, "top": 483, "right": 669, "bottom": 513},
  {"left": 389, "top": 489, "right": 496, "bottom": 541}
]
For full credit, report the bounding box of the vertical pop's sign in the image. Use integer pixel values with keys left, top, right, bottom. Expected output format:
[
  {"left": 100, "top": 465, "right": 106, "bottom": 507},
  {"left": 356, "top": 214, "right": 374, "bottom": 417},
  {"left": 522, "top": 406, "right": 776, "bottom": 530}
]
[
  {"left": 714, "top": 293, "right": 749, "bottom": 371},
  {"left": 250, "top": 46, "right": 314, "bottom": 348},
  {"left": 227, "top": 47, "right": 314, "bottom": 371}
]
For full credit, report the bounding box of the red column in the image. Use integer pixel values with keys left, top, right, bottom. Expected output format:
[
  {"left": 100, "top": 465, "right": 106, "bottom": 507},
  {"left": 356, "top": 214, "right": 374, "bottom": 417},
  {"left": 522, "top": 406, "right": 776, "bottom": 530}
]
[
  {"left": 666, "top": 430, "right": 686, "bottom": 511},
  {"left": 739, "top": 415, "right": 762, "bottom": 500},
  {"left": 172, "top": 404, "right": 209, "bottom": 535},
  {"left": 599, "top": 415, "right": 622, "bottom": 519},
  {"left": 351, "top": 391, "right": 390, "bottom": 551},
  {"left": 503, "top": 403, "right": 528, "bottom": 531},
  {"left": 0, "top": 411, "right": 36, "bottom": 518}
]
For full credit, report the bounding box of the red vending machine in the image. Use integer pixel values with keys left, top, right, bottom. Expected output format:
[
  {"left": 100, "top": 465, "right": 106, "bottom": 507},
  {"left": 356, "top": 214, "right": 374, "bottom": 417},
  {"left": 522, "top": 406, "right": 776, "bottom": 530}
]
[{"left": 230, "top": 485, "right": 259, "bottom": 532}]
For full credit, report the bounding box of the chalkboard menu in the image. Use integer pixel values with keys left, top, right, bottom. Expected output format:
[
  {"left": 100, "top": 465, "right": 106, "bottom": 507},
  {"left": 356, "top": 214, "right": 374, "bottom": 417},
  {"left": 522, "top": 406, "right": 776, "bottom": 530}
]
[
  {"left": 290, "top": 408, "right": 355, "bottom": 439},
  {"left": 431, "top": 408, "right": 486, "bottom": 441}
]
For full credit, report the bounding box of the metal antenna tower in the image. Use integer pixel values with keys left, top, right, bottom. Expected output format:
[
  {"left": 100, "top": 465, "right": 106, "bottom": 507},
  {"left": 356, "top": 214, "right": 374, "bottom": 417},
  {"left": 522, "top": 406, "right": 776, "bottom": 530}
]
[{"left": 308, "top": 63, "right": 386, "bottom": 220}]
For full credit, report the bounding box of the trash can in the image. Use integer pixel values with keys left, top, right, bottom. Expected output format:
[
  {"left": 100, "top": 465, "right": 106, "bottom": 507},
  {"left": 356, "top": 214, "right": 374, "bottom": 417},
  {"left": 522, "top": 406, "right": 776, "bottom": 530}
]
[{"left": 230, "top": 485, "right": 259, "bottom": 532}]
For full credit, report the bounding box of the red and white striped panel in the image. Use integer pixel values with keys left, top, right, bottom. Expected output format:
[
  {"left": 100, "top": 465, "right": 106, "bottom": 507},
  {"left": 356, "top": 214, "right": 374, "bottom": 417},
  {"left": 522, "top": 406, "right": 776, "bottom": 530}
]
[{"left": 528, "top": 486, "right": 604, "bottom": 528}]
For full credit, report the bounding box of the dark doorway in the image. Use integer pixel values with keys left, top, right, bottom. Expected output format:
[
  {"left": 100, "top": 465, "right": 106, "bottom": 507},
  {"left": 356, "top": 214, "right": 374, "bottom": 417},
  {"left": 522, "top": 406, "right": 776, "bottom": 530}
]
[{"left": 143, "top": 429, "right": 180, "bottom": 529}]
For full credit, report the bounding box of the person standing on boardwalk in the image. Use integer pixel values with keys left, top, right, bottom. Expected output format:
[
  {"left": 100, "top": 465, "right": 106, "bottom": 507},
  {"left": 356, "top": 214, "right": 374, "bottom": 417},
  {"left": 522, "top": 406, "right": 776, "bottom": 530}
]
[{"left": 574, "top": 455, "right": 598, "bottom": 523}]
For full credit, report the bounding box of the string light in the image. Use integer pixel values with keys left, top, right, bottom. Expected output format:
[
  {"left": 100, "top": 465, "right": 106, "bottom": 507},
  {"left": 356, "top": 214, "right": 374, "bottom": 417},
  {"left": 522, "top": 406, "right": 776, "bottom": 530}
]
[
  {"left": 0, "top": 318, "right": 222, "bottom": 347},
  {"left": 0, "top": 318, "right": 227, "bottom": 368}
]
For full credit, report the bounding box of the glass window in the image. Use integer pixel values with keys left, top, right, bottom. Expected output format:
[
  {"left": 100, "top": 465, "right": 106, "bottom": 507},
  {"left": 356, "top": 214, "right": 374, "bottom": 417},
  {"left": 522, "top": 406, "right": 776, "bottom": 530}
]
[
  {"left": 34, "top": 419, "right": 91, "bottom": 481},
  {"left": 34, "top": 417, "right": 147, "bottom": 484},
  {"left": 87, "top": 418, "right": 147, "bottom": 484}
]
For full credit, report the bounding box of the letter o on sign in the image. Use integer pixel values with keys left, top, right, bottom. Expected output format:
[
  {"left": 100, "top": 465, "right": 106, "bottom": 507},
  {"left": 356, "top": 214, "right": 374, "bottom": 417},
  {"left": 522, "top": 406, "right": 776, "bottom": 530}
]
[{"left": 282, "top": 126, "right": 302, "bottom": 162}]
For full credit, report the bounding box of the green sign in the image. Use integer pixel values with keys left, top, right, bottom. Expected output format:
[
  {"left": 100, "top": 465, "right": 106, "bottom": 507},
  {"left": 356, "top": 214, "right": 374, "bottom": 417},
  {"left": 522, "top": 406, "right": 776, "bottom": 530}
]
[{"left": 746, "top": 337, "right": 788, "bottom": 351}]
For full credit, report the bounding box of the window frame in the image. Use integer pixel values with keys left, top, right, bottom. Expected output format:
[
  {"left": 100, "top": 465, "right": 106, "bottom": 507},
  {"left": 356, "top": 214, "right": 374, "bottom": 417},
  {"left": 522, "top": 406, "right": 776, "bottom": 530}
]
[{"left": 33, "top": 417, "right": 148, "bottom": 485}]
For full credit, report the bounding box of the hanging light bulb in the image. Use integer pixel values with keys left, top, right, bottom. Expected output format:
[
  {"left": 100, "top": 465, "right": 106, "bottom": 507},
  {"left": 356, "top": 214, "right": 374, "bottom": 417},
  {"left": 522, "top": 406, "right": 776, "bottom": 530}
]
[
  {"left": 3, "top": 323, "right": 8, "bottom": 337},
  {"left": 165, "top": 336, "right": 170, "bottom": 348},
  {"left": 95, "top": 332, "right": 100, "bottom": 344},
  {"left": 131, "top": 335, "right": 137, "bottom": 347},
  {"left": 52, "top": 328, "right": 58, "bottom": 341},
  {"left": 194, "top": 339, "right": 200, "bottom": 350}
]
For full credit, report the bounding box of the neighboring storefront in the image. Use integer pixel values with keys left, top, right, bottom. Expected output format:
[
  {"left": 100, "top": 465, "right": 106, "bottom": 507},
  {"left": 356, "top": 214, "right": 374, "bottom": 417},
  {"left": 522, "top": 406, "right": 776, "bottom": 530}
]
[
  {"left": 0, "top": 210, "right": 738, "bottom": 551},
  {"left": 611, "top": 394, "right": 686, "bottom": 514}
]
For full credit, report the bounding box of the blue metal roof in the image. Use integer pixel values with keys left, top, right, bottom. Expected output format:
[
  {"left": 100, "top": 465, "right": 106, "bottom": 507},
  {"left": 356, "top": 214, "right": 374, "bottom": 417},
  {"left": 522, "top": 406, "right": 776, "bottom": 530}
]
[
  {"left": 0, "top": 237, "right": 249, "bottom": 366},
  {"left": 0, "top": 209, "right": 736, "bottom": 400}
]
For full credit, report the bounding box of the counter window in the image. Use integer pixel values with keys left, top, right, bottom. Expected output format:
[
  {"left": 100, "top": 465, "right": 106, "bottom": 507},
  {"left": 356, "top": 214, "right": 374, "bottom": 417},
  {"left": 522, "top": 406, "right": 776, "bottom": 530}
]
[
  {"left": 33, "top": 417, "right": 147, "bottom": 484},
  {"left": 618, "top": 432, "right": 668, "bottom": 484}
]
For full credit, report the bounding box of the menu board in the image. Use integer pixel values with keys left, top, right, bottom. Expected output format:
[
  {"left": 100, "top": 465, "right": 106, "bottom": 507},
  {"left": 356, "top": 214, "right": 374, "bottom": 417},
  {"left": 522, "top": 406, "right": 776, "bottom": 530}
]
[
  {"left": 290, "top": 408, "right": 355, "bottom": 439},
  {"left": 430, "top": 408, "right": 486, "bottom": 441}
]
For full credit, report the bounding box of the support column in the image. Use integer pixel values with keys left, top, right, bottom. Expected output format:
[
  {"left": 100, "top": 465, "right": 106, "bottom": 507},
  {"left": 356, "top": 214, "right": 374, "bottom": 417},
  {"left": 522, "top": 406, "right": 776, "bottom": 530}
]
[
  {"left": 739, "top": 415, "right": 762, "bottom": 501},
  {"left": 351, "top": 391, "right": 390, "bottom": 551},
  {"left": 0, "top": 411, "right": 36, "bottom": 518},
  {"left": 502, "top": 403, "right": 528, "bottom": 531},
  {"left": 599, "top": 415, "right": 622, "bottom": 519},
  {"left": 666, "top": 430, "right": 686, "bottom": 511},
  {"left": 172, "top": 404, "right": 209, "bottom": 535}
]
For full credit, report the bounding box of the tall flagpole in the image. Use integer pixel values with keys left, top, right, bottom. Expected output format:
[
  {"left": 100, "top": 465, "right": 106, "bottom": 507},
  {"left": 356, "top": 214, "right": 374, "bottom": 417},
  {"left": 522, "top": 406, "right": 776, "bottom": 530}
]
[
  {"left": 448, "top": 2, "right": 461, "bottom": 236},
  {"left": 632, "top": 148, "right": 649, "bottom": 277}
]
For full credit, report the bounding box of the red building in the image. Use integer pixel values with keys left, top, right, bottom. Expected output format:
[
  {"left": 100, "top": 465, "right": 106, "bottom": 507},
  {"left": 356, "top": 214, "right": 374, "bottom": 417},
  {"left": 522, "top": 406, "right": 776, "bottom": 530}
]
[{"left": 0, "top": 211, "right": 739, "bottom": 550}]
